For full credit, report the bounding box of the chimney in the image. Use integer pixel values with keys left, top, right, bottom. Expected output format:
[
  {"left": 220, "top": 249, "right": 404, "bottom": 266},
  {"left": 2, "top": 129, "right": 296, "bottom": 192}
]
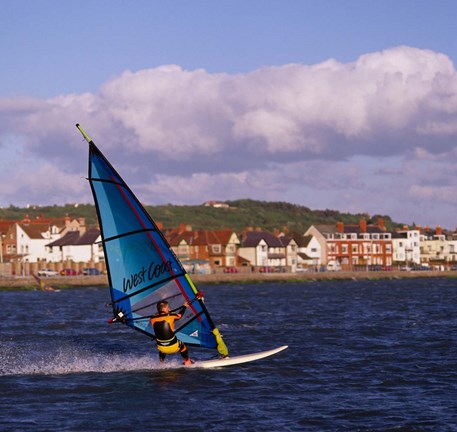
[
  {"left": 337, "top": 222, "right": 344, "bottom": 233},
  {"left": 436, "top": 225, "right": 442, "bottom": 235},
  {"left": 377, "top": 218, "right": 385, "bottom": 231},
  {"left": 359, "top": 219, "right": 367, "bottom": 233}
]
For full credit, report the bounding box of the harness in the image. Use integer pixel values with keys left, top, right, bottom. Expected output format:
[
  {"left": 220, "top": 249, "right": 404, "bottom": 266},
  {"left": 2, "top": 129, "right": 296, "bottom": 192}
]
[{"left": 156, "top": 335, "right": 178, "bottom": 346}]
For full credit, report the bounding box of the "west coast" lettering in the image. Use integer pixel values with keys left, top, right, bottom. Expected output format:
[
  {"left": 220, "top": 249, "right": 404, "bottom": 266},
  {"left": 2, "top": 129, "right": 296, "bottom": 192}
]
[{"left": 122, "top": 259, "right": 173, "bottom": 293}]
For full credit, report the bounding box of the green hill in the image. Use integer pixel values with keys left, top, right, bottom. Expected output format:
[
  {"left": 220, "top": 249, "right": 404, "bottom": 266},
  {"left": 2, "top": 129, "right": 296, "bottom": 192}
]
[{"left": 0, "top": 199, "right": 401, "bottom": 233}]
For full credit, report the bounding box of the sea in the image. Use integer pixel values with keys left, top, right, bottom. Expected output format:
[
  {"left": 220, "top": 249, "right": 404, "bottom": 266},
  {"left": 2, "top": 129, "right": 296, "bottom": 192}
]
[{"left": 1, "top": 277, "right": 456, "bottom": 432}]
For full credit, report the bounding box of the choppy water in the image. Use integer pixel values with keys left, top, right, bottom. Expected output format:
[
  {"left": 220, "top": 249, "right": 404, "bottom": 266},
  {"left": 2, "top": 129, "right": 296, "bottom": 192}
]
[{"left": 1, "top": 278, "right": 457, "bottom": 431}]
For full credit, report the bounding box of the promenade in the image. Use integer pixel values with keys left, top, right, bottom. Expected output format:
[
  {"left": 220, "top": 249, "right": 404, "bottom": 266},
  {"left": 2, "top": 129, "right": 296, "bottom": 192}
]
[{"left": 0, "top": 270, "right": 454, "bottom": 290}]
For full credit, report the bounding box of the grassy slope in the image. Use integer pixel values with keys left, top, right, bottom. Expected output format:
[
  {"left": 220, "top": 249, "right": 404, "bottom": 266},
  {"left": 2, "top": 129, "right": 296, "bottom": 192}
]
[{"left": 0, "top": 199, "right": 400, "bottom": 233}]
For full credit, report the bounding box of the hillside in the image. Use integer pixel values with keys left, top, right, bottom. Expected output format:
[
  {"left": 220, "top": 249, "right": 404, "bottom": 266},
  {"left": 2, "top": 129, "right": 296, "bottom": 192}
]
[{"left": 0, "top": 199, "right": 401, "bottom": 233}]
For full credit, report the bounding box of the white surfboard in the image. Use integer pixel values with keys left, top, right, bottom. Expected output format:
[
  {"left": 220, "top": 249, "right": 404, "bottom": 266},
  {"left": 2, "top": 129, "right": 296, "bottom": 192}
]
[{"left": 189, "top": 345, "right": 288, "bottom": 369}]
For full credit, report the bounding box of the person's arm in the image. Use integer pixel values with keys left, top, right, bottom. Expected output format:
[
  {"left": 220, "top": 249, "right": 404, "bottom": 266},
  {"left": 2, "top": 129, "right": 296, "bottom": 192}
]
[{"left": 175, "top": 303, "right": 188, "bottom": 318}]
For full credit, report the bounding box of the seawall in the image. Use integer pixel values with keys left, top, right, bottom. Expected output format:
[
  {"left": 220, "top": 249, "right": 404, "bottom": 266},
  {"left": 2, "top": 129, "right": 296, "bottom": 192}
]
[{"left": 0, "top": 270, "right": 455, "bottom": 290}]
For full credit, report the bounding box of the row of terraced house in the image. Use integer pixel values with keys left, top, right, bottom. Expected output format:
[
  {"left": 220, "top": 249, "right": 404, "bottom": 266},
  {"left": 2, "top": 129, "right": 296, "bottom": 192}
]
[{"left": 1, "top": 215, "right": 457, "bottom": 276}]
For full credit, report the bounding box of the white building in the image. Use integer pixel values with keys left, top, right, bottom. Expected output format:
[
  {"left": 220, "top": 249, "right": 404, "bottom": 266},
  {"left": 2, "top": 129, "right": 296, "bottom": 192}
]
[
  {"left": 15, "top": 223, "right": 60, "bottom": 263},
  {"left": 391, "top": 229, "right": 421, "bottom": 265},
  {"left": 238, "top": 231, "right": 286, "bottom": 269},
  {"left": 280, "top": 233, "right": 321, "bottom": 271},
  {"left": 297, "top": 234, "right": 322, "bottom": 268},
  {"left": 279, "top": 236, "right": 299, "bottom": 271},
  {"left": 46, "top": 228, "right": 103, "bottom": 263},
  {"left": 420, "top": 227, "right": 447, "bottom": 265}
]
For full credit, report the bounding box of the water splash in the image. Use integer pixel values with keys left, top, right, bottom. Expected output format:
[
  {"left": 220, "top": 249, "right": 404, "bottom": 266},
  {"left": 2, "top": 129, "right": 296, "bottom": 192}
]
[{"left": 0, "top": 343, "right": 181, "bottom": 376}]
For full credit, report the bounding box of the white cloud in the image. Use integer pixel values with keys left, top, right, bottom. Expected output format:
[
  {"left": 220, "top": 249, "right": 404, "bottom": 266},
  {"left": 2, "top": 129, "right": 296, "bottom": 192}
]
[{"left": 1, "top": 46, "right": 457, "bottom": 227}]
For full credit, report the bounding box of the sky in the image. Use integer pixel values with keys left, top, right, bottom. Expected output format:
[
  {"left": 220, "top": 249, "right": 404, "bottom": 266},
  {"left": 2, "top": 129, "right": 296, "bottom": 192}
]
[{"left": 1, "top": 0, "right": 457, "bottom": 229}]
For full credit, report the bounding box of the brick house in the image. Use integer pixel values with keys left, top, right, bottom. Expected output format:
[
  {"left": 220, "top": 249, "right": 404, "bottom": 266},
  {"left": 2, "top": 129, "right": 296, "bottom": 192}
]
[
  {"left": 167, "top": 228, "right": 240, "bottom": 268},
  {"left": 306, "top": 219, "right": 393, "bottom": 269}
]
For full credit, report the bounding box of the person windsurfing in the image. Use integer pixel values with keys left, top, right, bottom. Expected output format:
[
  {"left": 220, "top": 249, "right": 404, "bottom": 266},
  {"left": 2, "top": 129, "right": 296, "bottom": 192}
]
[{"left": 150, "top": 300, "right": 193, "bottom": 365}]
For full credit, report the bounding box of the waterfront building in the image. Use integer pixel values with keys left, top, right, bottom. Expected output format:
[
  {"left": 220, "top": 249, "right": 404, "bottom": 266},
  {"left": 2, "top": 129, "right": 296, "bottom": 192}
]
[
  {"left": 1, "top": 216, "right": 89, "bottom": 264},
  {"left": 279, "top": 236, "right": 299, "bottom": 271},
  {"left": 166, "top": 227, "right": 240, "bottom": 268},
  {"left": 305, "top": 219, "right": 393, "bottom": 269},
  {"left": 391, "top": 228, "right": 421, "bottom": 266},
  {"left": 237, "top": 230, "right": 287, "bottom": 270},
  {"left": 280, "top": 233, "right": 320, "bottom": 271},
  {"left": 46, "top": 227, "right": 103, "bottom": 263},
  {"left": 419, "top": 226, "right": 449, "bottom": 268},
  {"left": 445, "top": 231, "right": 457, "bottom": 265}
]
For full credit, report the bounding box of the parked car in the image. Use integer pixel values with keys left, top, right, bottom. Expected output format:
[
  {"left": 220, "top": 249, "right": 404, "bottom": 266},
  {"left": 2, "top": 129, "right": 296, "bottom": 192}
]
[
  {"left": 81, "top": 267, "right": 102, "bottom": 275},
  {"left": 259, "top": 266, "right": 273, "bottom": 273},
  {"left": 326, "top": 261, "right": 342, "bottom": 272},
  {"left": 223, "top": 267, "right": 238, "bottom": 273},
  {"left": 400, "top": 266, "right": 412, "bottom": 271},
  {"left": 60, "top": 268, "right": 77, "bottom": 276},
  {"left": 295, "top": 266, "right": 308, "bottom": 273},
  {"left": 37, "top": 268, "right": 58, "bottom": 277}
]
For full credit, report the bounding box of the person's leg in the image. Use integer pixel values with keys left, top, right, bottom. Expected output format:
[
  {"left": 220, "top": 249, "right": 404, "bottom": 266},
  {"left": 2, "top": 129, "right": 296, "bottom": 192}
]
[{"left": 179, "top": 341, "right": 192, "bottom": 364}]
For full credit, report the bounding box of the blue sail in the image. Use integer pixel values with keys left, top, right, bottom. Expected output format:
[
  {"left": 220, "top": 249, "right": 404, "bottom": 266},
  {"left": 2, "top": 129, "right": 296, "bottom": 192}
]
[{"left": 77, "top": 124, "right": 228, "bottom": 355}]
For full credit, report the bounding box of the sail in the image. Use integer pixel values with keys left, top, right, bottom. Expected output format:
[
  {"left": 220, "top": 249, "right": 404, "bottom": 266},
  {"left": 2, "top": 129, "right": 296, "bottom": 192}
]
[{"left": 76, "top": 124, "right": 228, "bottom": 356}]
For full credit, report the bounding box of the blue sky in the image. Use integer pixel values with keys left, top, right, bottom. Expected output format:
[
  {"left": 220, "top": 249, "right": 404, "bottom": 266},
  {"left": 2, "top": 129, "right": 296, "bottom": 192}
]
[
  {"left": 3, "top": 0, "right": 456, "bottom": 97},
  {"left": 1, "top": 0, "right": 457, "bottom": 229}
]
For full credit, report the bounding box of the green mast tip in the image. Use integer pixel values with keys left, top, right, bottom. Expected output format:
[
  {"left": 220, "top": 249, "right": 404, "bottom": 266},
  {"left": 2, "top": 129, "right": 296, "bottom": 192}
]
[{"left": 76, "top": 123, "right": 92, "bottom": 143}]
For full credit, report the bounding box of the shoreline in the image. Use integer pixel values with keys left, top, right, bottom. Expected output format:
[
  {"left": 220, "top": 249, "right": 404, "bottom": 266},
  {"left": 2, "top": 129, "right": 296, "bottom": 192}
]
[{"left": 0, "top": 270, "right": 455, "bottom": 290}]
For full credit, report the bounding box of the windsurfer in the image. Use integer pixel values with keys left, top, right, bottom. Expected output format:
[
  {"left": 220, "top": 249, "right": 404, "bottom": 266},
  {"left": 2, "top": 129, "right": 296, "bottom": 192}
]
[{"left": 150, "top": 300, "right": 193, "bottom": 365}]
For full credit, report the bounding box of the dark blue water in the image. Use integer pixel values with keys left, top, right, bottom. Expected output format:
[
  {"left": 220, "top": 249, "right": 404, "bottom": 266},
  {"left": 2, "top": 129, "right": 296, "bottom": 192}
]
[{"left": 1, "top": 278, "right": 457, "bottom": 431}]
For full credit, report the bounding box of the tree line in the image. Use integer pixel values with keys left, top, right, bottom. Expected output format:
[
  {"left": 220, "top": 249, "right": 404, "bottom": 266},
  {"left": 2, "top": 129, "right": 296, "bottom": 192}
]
[{"left": 0, "top": 199, "right": 400, "bottom": 233}]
